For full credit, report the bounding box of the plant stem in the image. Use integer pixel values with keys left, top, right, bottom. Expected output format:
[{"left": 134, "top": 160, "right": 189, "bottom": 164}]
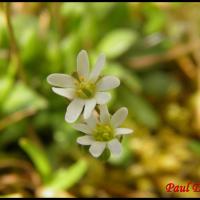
[
  {"left": 4, "top": 2, "right": 26, "bottom": 82},
  {"left": 0, "top": 107, "right": 36, "bottom": 131},
  {"left": 127, "top": 40, "right": 200, "bottom": 70}
]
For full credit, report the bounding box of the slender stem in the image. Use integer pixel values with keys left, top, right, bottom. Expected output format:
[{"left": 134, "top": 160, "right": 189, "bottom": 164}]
[
  {"left": 127, "top": 40, "right": 200, "bottom": 70},
  {"left": 4, "top": 2, "right": 26, "bottom": 82},
  {"left": 176, "top": 55, "right": 196, "bottom": 79},
  {"left": 0, "top": 107, "right": 36, "bottom": 131}
]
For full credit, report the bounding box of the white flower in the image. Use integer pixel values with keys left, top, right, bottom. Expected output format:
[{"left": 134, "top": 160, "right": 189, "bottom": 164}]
[
  {"left": 74, "top": 105, "right": 133, "bottom": 158},
  {"left": 47, "top": 50, "right": 120, "bottom": 123}
]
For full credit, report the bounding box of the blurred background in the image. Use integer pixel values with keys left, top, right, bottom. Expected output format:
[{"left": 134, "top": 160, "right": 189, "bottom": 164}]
[{"left": 0, "top": 2, "right": 200, "bottom": 198}]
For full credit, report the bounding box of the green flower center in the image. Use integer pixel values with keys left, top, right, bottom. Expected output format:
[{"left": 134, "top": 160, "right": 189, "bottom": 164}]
[
  {"left": 76, "top": 78, "right": 96, "bottom": 99},
  {"left": 93, "top": 124, "right": 114, "bottom": 141}
]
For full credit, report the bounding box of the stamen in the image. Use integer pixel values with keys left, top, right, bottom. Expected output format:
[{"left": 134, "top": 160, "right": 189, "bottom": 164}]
[
  {"left": 76, "top": 80, "right": 96, "bottom": 99},
  {"left": 93, "top": 124, "right": 114, "bottom": 141}
]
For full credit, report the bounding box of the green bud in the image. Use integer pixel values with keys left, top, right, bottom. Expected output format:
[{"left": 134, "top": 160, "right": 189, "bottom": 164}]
[{"left": 98, "top": 147, "right": 111, "bottom": 161}]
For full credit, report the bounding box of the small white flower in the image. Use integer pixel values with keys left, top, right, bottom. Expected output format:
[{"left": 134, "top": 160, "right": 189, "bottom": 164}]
[
  {"left": 74, "top": 105, "right": 133, "bottom": 158},
  {"left": 47, "top": 50, "right": 120, "bottom": 123}
]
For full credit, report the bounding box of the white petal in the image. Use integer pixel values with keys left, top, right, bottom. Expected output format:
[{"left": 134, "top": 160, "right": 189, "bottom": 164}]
[
  {"left": 99, "top": 104, "right": 110, "bottom": 123},
  {"left": 111, "top": 107, "right": 128, "bottom": 128},
  {"left": 89, "top": 54, "right": 105, "bottom": 82},
  {"left": 77, "top": 50, "right": 89, "bottom": 79},
  {"left": 73, "top": 123, "right": 92, "bottom": 134},
  {"left": 77, "top": 135, "right": 94, "bottom": 145},
  {"left": 47, "top": 73, "right": 76, "bottom": 88},
  {"left": 89, "top": 141, "right": 106, "bottom": 158},
  {"left": 52, "top": 87, "right": 75, "bottom": 99},
  {"left": 83, "top": 98, "right": 96, "bottom": 119},
  {"left": 115, "top": 128, "right": 133, "bottom": 135},
  {"left": 108, "top": 139, "right": 122, "bottom": 155},
  {"left": 85, "top": 114, "right": 97, "bottom": 130},
  {"left": 96, "top": 76, "right": 120, "bottom": 91},
  {"left": 95, "top": 92, "right": 111, "bottom": 105},
  {"left": 65, "top": 99, "right": 85, "bottom": 123}
]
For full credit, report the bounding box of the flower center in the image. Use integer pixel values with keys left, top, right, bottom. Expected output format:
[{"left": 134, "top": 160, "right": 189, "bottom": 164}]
[
  {"left": 93, "top": 124, "right": 114, "bottom": 141},
  {"left": 76, "top": 78, "right": 96, "bottom": 99}
]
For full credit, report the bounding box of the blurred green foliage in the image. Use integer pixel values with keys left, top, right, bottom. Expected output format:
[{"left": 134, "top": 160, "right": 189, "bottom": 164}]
[{"left": 0, "top": 2, "right": 200, "bottom": 198}]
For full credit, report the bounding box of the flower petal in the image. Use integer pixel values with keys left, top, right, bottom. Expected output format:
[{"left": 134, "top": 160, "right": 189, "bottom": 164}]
[
  {"left": 99, "top": 104, "right": 110, "bottom": 124},
  {"left": 115, "top": 128, "right": 133, "bottom": 136},
  {"left": 47, "top": 73, "right": 76, "bottom": 88},
  {"left": 96, "top": 76, "right": 120, "bottom": 91},
  {"left": 111, "top": 107, "right": 128, "bottom": 128},
  {"left": 77, "top": 135, "right": 94, "bottom": 145},
  {"left": 65, "top": 99, "right": 85, "bottom": 123},
  {"left": 85, "top": 114, "right": 97, "bottom": 130},
  {"left": 83, "top": 98, "right": 96, "bottom": 119},
  {"left": 89, "top": 54, "right": 105, "bottom": 82},
  {"left": 95, "top": 92, "right": 111, "bottom": 105},
  {"left": 52, "top": 87, "right": 75, "bottom": 99},
  {"left": 73, "top": 123, "right": 92, "bottom": 134},
  {"left": 108, "top": 139, "right": 121, "bottom": 156},
  {"left": 77, "top": 50, "right": 89, "bottom": 79},
  {"left": 89, "top": 141, "right": 106, "bottom": 158}
]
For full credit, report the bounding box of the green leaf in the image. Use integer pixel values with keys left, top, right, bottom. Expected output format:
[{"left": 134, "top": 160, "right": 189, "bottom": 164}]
[
  {"left": 61, "top": 3, "right": 85, "bottom": 17},
  {"left": 104, "top": 62, "right": 142, "bottom": 93},
  {"left": 118, "top": 85, "right": 160, "bottom": 129},
  {"left": 19, "top": 138, "right": 52, "bottom": 181},
  {"left": 188, "top": 140, "right": 200, "bottom": 155},
  {"left": 98, "top": 29, "right": 137, "bottom": 59},
  {"left": 11, "top": 15, "right": 46, "bottom": 70},
  {"left": 79, "top": 15, "right": 98, "bottom": 47},
  {"left": 0, "top": 77, "right": 14, "bottom": 105},
  {"left": 46, "top": 39, "right": 63, "bottom": 73},
  {"left": 2, "top": 81, "right": 48, "bottom": 114},
  {"left": 142, "top": 3, "right": 166, "bottom": 34},
  {"left": 142, "top": 71, "right": 182, "bottom": 98},
  {"left": 0, "top": 121, "right": 27, "bottom": 148},
  {"left": 89, "top": 3, "right": 115, "bottom": 20},
  {"left": 0, "top": 56, "right": 17, "bottom": 104},
  {"left": 60, "top": 33, "right": 80, "bottom": 74},
  {"left": 46, "top": 159, "right": 88, "bottom": 190},
  {"left": 20, "top": 27, "right": 46, "bottom": 65},
  {"left": 0, "top": 17, "right": 9, "bottom": 48}
]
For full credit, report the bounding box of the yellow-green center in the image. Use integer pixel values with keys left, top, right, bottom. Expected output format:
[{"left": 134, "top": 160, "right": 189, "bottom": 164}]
[
  {"left": 76, "top": 78, "right": 96, "bottom": 99},
  {"left": 93, "top": 124, "right": 114, "bottom": 141}
]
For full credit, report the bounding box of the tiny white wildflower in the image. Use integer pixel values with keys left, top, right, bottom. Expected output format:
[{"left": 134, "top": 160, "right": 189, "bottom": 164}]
[
  {"left": 74, "top": 105, "right": 133, "bottom": 158},
  {"left": 47, "top": 50, "right": 120, "bottom": 123}
]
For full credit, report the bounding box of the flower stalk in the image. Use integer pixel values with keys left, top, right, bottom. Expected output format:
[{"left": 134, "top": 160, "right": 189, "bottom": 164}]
[{"left": 4, "top": 2, "right": 26, "bottom": 83}]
